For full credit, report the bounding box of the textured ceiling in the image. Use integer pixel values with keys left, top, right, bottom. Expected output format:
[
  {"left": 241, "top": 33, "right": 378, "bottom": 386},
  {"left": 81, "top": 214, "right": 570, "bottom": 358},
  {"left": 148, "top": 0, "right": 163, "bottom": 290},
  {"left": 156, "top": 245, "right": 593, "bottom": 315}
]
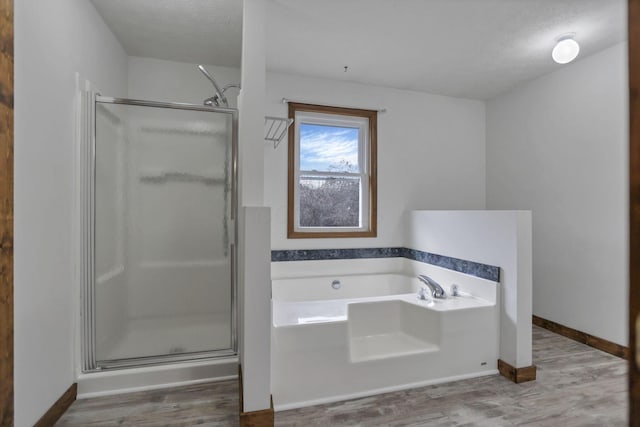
[
  {"left": 90, "top": 0, "right": 627, "bottom": 100},
  {"left": 90, "top": 0, "right": 242, "bottom": 67},
  {"left": 266, "top": 0, "right": 627, "bottom": 100}
]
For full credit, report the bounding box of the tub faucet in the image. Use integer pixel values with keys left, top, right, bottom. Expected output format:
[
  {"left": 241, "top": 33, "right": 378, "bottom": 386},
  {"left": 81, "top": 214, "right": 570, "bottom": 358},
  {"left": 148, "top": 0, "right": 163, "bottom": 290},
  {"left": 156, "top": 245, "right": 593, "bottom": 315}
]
[{"left": 418, "top": 275, "right": 447, "bottom": 299}]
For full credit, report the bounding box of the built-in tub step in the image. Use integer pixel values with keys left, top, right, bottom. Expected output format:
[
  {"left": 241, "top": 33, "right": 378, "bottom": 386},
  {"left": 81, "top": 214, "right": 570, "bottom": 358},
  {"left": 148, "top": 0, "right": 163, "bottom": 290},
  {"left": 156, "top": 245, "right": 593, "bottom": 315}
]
[
  {"left": 350, "top": 332, "right": 439, "bottom": 362},
  {"left": 348, "top": 300, "right": 441, "bottom": 362}
]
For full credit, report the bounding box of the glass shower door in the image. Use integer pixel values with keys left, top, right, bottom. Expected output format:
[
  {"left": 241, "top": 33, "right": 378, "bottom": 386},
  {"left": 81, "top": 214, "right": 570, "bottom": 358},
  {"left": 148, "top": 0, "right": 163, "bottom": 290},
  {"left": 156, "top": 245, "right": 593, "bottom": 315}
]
[{"left": 92, "top": 98, "right": 236, "bottom": 367}]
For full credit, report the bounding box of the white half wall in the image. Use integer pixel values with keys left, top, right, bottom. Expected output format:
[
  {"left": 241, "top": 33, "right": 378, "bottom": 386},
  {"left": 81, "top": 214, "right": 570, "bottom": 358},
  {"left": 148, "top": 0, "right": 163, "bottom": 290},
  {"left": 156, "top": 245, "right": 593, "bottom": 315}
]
[
  {"left": 127, "top": 56, "right": 240, "bottom": 107},
  {"left": 13, "top": 0, "right": 127, "bottom": 425},
  {"left": 406, "top": 210, "right": 533, "bottom": 368},
  {"left": 239, "top": 207, "right": 272, "bottom": 412},
  {"left": 486, "top": 42, "right": 629, "bottom": 346},
  {"left": 265, "top": 73, "right": 486, "bottom": 250}
]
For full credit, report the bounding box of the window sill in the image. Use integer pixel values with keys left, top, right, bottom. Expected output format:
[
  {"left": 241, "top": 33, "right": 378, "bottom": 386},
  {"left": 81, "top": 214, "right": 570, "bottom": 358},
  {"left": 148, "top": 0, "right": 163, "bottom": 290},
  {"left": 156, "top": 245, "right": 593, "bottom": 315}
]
[{"left": 287, "top": 229, "right": 377, "bottom": 239}]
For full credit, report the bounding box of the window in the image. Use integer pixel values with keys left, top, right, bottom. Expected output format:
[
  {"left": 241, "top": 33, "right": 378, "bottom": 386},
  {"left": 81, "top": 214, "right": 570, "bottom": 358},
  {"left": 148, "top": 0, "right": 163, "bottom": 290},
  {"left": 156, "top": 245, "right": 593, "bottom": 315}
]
[{"left": 288, "top": 103, "right": 377, "bottom": 238}]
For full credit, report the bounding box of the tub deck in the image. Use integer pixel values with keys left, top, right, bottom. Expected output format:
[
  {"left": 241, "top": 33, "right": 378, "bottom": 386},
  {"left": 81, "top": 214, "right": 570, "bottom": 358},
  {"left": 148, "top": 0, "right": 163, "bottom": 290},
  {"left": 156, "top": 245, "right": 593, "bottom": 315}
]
[{"left": 272, "top": 292, "right": 494, "bottom": 327}]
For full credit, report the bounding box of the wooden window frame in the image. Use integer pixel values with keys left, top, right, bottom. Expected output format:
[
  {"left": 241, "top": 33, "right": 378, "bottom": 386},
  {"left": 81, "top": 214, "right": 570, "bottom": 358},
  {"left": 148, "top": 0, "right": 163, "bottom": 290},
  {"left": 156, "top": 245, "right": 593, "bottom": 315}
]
[{"left": 287, "top": 103, "right": 377, "bottom": 239}]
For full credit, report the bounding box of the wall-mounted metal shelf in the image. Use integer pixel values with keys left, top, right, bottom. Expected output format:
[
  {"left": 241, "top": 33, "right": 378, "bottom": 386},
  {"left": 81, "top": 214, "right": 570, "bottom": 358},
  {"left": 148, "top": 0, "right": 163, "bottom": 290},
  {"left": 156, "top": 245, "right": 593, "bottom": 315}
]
[{"left": 265, "top": 116, "right": 293, "bottom": 149}]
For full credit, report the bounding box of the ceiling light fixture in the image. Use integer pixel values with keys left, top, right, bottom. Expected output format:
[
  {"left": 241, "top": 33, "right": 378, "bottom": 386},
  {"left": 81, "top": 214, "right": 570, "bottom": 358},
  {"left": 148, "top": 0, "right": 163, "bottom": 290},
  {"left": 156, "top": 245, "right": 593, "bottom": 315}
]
[{"left": 552, "top": 34, "right": 580, "bottom": 64}]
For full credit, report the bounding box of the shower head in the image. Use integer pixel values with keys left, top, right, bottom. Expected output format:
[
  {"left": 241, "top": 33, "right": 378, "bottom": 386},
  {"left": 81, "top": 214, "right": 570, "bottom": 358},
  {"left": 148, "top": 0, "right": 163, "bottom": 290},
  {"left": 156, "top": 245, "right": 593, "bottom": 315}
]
[{"left": 198, "top": 65, "right": 228, "bottom": 107}]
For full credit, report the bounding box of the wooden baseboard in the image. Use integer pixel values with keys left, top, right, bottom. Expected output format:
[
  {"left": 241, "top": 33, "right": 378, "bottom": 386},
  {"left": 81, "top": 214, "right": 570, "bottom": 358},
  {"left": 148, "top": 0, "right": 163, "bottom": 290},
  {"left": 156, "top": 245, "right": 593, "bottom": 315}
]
[
  {"left": 239, "top": 365, "right": 274, "bottom": 427},
  {"left": 240, "top": 398, "right": 275, "bottom": 427},
  {"left": 533, "top": 315, "right": 629, "bottom": 360},
  {"left": 497, "top": 359, "right": 537, "bottom": 383},
  {"left": 34, "top": 383, "right": 77, "bottom": 427}
]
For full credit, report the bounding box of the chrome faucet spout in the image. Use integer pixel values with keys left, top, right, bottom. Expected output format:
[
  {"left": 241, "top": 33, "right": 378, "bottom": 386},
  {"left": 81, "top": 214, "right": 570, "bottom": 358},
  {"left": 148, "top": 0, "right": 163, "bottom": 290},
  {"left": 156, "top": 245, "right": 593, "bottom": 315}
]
[{"left": 418, "top": 275, "right": 447, "bottom": 299}]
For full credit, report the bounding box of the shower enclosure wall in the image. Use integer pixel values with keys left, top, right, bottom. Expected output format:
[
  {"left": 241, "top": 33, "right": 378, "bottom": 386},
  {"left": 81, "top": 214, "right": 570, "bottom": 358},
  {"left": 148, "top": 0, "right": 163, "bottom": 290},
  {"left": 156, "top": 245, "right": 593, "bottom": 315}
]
[{"left": 81, "top": 94, "right": 237, "bottom": 371}]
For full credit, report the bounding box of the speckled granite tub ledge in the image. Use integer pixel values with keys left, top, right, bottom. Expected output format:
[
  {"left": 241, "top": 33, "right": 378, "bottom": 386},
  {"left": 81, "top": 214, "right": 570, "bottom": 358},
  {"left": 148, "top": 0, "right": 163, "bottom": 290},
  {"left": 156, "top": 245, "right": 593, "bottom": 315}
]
[{"left": 271, "top": 247, "right": 500, "bottom": 282}]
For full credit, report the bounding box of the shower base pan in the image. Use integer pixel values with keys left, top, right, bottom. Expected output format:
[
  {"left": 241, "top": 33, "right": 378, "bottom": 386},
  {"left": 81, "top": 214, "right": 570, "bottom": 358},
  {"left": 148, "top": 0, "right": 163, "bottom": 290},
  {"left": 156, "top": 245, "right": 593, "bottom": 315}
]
[
  {"left": 77, "top": 356, "right": 238, "bottom": 398},
  {"left": 97, "top": 313, "right": 232, "bottom": 363}
]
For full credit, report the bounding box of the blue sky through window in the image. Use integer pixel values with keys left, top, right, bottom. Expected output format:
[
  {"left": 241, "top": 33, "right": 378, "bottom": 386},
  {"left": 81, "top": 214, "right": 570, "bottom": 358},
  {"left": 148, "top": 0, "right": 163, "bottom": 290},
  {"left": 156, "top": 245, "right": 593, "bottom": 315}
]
[{"left": 300, "top": 123, "right": 359, "bottom": 172}]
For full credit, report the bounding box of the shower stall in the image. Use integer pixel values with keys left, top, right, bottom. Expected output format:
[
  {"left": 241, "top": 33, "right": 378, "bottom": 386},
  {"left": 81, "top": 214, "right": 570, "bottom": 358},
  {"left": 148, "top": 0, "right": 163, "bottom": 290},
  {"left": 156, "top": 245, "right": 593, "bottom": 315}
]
[{"left": 80, "top": 93, "right": 237, "bottom": 372}]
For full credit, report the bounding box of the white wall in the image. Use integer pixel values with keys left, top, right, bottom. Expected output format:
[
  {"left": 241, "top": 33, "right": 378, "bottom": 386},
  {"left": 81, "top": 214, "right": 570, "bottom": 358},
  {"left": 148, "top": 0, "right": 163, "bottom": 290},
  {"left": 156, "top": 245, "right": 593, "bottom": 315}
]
[
  {"left": 406, "top": 210, "right": 533, "bottom": 368},
  {"left": 14, "top": 0, "right": 127, "bottom": 425},
  {"left": 486, "top": 42, "right": 628, "bottom": 346},
  {"left": 238, "top": 0, "right": 272, "bottom": 413},
  {"left": 127, "top": 56, "right": 240, "bottom": 108},
  {"left": 265, "top": 73, "right": 487, "bottom": 249}
]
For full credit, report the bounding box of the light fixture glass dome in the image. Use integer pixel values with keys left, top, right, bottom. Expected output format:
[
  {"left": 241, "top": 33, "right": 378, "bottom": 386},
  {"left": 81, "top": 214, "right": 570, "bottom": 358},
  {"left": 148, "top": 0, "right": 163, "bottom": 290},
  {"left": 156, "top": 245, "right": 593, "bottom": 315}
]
[{"left": 552, "top": 36, "right": 580, "bottom": 64}]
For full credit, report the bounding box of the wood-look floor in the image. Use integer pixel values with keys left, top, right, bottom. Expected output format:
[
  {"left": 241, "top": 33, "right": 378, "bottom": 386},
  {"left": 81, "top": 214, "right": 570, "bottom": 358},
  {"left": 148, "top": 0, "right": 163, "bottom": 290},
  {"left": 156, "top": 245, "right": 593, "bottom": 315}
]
[
  {"left": 57, "top": 380, "right": 239, "bottom": 427},
  {"left": 57, "top": 326, "right": 627, "bottom": 426}
]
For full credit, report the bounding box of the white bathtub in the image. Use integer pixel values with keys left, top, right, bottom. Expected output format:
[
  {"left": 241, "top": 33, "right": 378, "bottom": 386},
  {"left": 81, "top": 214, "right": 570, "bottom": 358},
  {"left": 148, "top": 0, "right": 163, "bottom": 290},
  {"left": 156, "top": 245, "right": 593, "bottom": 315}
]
[{"left": 271, "top": 266, "right": 499, "bottom": 410}]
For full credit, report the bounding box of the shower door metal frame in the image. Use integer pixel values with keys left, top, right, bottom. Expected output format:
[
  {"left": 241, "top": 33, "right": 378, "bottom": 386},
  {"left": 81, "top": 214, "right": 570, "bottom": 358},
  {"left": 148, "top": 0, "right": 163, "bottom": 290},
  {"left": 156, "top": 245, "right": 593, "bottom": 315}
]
[{"left": 81, "top": 94, "right": 238, "bottom": 372}]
